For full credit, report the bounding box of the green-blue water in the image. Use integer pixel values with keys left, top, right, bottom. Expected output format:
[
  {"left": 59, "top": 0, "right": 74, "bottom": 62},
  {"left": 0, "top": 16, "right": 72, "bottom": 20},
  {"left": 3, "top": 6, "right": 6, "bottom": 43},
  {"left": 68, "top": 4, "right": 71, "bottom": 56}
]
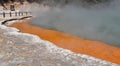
[{"left": 30, "top": 0, "right": 120, "bottom": 47}]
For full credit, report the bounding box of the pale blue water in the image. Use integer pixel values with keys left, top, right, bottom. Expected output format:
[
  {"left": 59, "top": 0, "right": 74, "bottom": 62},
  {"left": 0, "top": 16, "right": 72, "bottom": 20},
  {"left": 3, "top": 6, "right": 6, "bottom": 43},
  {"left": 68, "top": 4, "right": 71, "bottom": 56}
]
[{"left": 31, "top": 0, "right": 120, "bottom": 47}]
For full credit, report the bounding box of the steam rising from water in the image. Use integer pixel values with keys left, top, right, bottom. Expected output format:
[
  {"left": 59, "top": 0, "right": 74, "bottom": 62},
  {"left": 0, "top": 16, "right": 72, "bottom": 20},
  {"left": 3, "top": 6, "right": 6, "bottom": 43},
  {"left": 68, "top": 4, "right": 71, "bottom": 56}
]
[{"left": 30, "top": 0, "right": 120, "bottom": 47}]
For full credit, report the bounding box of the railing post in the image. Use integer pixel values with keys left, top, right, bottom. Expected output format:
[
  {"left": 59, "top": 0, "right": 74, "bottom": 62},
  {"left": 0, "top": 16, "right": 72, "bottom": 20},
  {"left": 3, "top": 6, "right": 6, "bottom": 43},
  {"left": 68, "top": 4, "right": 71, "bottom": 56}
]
[
  {"left": 26, "top": 12, "right": 28, "bottom": 16},
  {"left": 15, "top": 12, "right": 17, "bottom": 16},
  {"left": 19, "top": 11, "right": 20, "bottom": 16},
  {"left": 3, "top": 12, "right": 5, "bottom": 18},
  {"left": 10, "top": 12, "right": 12, "bottom": 17},
  {"left": 21, "top": 12, "right": 23, "bottom": 16}
]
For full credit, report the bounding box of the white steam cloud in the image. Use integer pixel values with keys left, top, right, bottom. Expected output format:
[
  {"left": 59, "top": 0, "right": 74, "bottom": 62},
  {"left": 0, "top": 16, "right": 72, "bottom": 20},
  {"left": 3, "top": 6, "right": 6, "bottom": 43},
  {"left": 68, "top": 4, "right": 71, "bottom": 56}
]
[{"left": 30, "top": 0, "right": 120, "bottom": 47}]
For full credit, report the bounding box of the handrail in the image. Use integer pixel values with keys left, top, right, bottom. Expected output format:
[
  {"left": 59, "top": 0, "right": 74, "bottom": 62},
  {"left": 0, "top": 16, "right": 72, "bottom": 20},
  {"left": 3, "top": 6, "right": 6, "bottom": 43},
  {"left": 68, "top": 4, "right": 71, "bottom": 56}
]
[{"left": 0, "top": 11, "right": 32, "bottom": 18}]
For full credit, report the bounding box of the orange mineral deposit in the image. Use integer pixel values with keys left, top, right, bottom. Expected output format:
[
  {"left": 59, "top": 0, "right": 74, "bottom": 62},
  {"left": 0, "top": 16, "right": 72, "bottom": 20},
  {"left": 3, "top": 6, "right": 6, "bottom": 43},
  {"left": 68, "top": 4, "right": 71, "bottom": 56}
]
[{"left": 10, "top": 19, "right": 120, "bottom": 64}]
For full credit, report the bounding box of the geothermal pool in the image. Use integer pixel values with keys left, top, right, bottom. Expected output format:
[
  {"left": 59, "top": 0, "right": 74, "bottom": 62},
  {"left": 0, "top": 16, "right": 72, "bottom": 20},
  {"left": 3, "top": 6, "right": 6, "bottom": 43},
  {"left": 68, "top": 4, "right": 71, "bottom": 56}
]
[
  {"left": 10, "top": 19, "right": 120, "bottom": 64},
  {"left": 30, "top": 2, "right": 120, "bottom": 47},
  {"left": 1, "top": 0, "right": 120, "bottom": 65}
]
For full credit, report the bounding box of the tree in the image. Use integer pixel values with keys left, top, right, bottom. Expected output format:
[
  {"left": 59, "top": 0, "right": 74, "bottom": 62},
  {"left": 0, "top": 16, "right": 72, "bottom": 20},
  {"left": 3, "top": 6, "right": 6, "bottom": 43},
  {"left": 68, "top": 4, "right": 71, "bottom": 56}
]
[{"left": 0, "top": 0, "right": 7, "bottom": 10}]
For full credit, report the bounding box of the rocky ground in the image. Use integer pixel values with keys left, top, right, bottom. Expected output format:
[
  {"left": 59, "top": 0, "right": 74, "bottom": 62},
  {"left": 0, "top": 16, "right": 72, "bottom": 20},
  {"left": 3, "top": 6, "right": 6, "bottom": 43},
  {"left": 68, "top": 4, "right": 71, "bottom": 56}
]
[{"left": 0, "top": 23, "right": 119, "bottom": 66}]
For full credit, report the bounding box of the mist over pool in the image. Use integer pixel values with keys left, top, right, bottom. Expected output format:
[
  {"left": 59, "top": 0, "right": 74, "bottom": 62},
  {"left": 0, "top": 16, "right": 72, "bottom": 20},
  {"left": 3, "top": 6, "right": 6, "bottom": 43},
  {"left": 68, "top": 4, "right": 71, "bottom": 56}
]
[{"left": 30, "top": 0, "right": 120, "bottom": 47}]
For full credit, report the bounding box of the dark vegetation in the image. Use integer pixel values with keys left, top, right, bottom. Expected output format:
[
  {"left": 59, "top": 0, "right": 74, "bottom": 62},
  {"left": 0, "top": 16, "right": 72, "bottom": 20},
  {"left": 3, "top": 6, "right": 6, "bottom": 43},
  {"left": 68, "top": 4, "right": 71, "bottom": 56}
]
[
  {"left": 0, "top": 0, "right": 24, "bottom": 9},
  {"left": 0, "top": 0, "right": 112, "bottom": 6}
]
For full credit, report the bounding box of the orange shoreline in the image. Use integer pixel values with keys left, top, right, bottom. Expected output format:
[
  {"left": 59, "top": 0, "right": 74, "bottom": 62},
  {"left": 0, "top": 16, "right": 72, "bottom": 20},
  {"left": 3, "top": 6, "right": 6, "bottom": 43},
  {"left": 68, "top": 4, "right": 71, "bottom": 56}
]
[{"left": 10, "top": 19, "right": 120, "bottom": 64}]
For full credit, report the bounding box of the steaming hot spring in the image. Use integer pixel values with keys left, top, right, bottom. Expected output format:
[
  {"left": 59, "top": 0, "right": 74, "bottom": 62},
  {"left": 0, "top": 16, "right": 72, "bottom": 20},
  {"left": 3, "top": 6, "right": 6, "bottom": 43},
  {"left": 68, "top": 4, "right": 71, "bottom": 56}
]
[{"left": 0, "top": 0, "right": 120, "bottom": 65}]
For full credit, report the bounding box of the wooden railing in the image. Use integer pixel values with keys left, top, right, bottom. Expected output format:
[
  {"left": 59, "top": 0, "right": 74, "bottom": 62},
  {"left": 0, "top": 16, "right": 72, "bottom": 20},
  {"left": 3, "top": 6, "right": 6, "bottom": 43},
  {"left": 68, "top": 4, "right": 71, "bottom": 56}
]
[{"left": 0, "top": 11, "right": 32, "bottom": 18}]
